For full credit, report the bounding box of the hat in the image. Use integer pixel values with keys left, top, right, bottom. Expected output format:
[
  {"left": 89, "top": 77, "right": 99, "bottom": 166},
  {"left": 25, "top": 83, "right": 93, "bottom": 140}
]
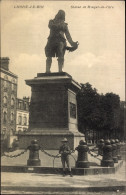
[{"left": 61, "top": 138, "right": 68, "bottom": 142}]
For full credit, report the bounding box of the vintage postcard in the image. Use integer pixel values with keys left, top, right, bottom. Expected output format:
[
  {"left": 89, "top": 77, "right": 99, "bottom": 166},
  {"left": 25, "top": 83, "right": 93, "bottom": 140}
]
[{"left": 1, "top": 0, "right": 125, "bottom": 194}]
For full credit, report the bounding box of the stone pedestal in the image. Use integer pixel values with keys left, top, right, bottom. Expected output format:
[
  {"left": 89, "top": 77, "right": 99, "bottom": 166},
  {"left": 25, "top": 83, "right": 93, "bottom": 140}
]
[{"left": 18, "top": 72, "right": 84, "bottom": 149}]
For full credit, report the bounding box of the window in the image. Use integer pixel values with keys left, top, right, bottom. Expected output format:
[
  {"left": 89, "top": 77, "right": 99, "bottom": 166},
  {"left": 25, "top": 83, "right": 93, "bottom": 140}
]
[
  {"left": 3, "top": 96, "right": 7, "bottom": 104},
  {"left": 4, "top": 80, "right": 8, "bottom": 88},
  {"left": 11, "top": 113, "right": 14, "bottom": 122},
  {"left": 23, "top": 116, "right": 27, "bottom": 125},
  {"left": 24, "top": 102, "right": 27, "bottom": 110},
  {"left": 11, "top": 83, "right": 14, "bottom": 91},
  {"left": 1, "top": 128, "right": 6, "bottom": 139},
  {"left": 18, "top": 115, "right": 22, "bottom": 125},
  {"left": 10, "top": 129, "right": 14, "bottom": 135},
  {"left": 18, "top": 128, "right": 22, "bottom": 131},
  {"left": 3, "top": 112, "right": 7, "bottom": 123},
  {"left": 4, "top": 76, "right": 8, "bottom": 88},
  {"left": 11, "top": 98, "right": 14, "bottom": 106},
  {"left": 18, "top": 102, "right": 21, "bottom": 109},
  {"left": 2, "top": 128, "right": 6, "bottom": 135}
]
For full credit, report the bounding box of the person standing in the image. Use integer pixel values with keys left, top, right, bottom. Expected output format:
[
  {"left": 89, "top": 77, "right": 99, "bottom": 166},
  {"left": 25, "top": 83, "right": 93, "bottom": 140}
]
[{"left": 59, "top": 138, "right": 73, "bottom": 177}]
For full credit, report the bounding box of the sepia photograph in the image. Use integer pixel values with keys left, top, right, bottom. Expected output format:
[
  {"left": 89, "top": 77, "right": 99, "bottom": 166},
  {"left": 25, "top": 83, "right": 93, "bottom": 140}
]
[{"left": 1, "top": 0, "right": 125, "bottom": 194}]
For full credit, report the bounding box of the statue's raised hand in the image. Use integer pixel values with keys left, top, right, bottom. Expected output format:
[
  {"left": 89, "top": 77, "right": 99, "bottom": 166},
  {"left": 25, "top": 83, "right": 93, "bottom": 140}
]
[{"left": 66, "top": 41, "right": 79, "bottom": 52}]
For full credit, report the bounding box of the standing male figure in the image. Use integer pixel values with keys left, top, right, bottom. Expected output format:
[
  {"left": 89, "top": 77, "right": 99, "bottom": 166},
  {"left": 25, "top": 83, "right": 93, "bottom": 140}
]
[
  {"left": 45, "top": 10, "right": 78, "bottom": 73},
  {"left": 59, "top": 138, "right": 73, "bottom": 177}
]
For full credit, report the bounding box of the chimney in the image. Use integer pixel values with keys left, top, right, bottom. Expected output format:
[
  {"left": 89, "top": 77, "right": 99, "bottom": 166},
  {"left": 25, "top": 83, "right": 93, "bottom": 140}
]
[
  {"left": 0, "top": 57, "right": 10, "bottom": 71},
  {"left": 23, "top": 96, "right": 30, "bottom": 102}
]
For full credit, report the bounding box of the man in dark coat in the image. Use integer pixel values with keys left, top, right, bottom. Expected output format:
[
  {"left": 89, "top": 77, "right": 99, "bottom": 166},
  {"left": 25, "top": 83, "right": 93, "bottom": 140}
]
[
  {"left": 59, "top": 138, "right": 73, "bottom": 177},
  {"left": 45, "top": 10, "right": 78, "bottom": 73}
]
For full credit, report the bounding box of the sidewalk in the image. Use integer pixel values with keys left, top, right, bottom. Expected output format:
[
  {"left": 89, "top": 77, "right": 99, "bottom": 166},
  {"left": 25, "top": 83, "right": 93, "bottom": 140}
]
[{"left": 1, "top": 161, "right": 126, "bottom": 194}]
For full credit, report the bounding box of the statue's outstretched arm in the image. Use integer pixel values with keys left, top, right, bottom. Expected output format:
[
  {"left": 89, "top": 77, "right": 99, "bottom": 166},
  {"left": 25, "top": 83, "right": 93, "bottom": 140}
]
[
  {"left": 65, "top": 25, "right": 79, "bottom": 52},
  {"left": 65, "top": 25, "right": 75, "bottom": 46}
]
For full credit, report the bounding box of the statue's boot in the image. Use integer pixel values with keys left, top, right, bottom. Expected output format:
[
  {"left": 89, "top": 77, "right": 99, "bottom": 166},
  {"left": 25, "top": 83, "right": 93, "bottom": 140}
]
[
  {"left": 46, "top": 58, "right": 52, "bottom": 73},
  {"left": 58, "top": 57, "right": 64, "bottom": 72}
]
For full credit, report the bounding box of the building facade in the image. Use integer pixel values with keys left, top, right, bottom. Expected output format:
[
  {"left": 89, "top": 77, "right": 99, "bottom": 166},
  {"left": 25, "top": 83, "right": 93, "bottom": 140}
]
[
  {"left": 0, "top": 57, "right": 18, "bottom": 147},
  {"left": 0, "top": 57, "right": 30, "bottom": 149},
  {"left": 16, "top": 97, "right": 29, "bottom": 132}
]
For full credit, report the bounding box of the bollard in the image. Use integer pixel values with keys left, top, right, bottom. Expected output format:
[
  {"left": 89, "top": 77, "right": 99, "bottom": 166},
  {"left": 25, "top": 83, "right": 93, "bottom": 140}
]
[
  {"left": 115, "top": 139, "right": 122, "bottom": 160},
  {"left": 98, "top": 139, "right": 104, "bottom": 156},
  {"left": 75, "top": 140, "right": 89, "bottom": 168},
  {"left": 110, "top": 139, "right": 118, "bottom": 163},
  {"left": 101, "top": 140, "right": 114, "bottom": 167},
  {"left": 27, "top": 140, "right": 41, "bottom": 166}
]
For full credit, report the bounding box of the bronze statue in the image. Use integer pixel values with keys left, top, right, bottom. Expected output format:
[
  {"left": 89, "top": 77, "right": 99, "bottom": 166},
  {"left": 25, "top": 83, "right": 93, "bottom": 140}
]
[{"left": 45, "top": 10, "right": 78, "bottom": 73}]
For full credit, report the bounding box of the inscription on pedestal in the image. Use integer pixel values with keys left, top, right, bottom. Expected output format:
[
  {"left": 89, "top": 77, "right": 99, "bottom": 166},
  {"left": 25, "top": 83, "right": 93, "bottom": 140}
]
[{"left": 70, "top": 102, "right": 76, "bottom": 119}]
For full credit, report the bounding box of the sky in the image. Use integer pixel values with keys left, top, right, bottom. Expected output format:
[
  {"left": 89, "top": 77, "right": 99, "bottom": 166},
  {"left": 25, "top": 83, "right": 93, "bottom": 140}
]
[{"left": 1, "top": 0, "right": 125, "bottom": 101}]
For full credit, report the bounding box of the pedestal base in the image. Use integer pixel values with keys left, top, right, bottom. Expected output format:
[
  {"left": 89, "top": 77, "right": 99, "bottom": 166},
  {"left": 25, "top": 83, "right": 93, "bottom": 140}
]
[
  {"left": 113, "top": 157, "right": 118, "bottom": 163},
  {"left": 17, "top": 130, "right": 84, "bottom": 150},
  {"left": 76, "top": 161, "right": 89, "bottom": 168},
  {"left": 117, "top": 155, "right": 122, "bottom": 160},
  {"left": 27, "top": 159, "right": 41, "bottom": 166},
  {"left": 101, "top": 160, "right": 114, "bottom": 167}
]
